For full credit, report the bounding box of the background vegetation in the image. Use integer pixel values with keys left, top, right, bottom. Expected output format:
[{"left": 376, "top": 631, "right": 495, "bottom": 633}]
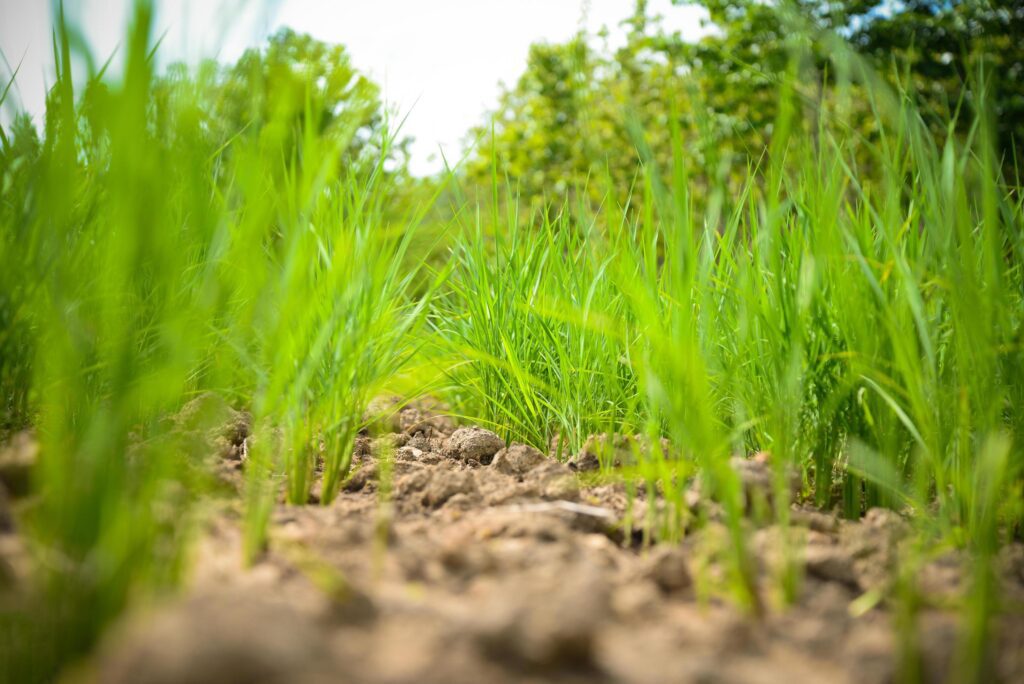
[{"left": 461, "top": 0, "right": 1022, "bottom": 206}]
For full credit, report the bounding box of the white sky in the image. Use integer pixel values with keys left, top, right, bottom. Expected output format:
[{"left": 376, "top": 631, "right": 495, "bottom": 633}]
[{"left": 0, "top": 0, "right": 709, "bottom": 175}]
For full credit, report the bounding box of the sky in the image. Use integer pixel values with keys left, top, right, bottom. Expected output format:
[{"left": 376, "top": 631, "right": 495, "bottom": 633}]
[{"left": 0, "top": 0, "right": 710, "bottom": 175}]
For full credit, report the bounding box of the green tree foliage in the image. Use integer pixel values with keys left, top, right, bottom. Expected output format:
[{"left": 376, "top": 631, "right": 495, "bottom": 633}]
[
  {"left": 691, "top": 0, "right": 1024, "bottom": 158},
  {"left": 464, "top": 0, "right": 1023, "bottom": 208},
  {"left": 462, "top": 4, "right": 697, "bottom": 211},
  {"left": 850, "top": 0, "right": 1024, "bottom": 155},
  {"left": 467, "top": 37, "right": 595, "bottom": 202},
  {"left": 165, "top": 28, "right": 406, "bottom": 178}
]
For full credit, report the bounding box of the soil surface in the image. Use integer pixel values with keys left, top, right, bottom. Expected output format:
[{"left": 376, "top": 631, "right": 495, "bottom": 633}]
[{"left": 3, "top": 398, "right": 1024, "bottom": 684}]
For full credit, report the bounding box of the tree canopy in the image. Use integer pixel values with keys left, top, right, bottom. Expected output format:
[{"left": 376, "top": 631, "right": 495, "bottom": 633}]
[
  {"left": 210, "top": 28, "right": 406, "bottom": 173},
  {"left": 463, "top": 0, "right": 1023, "bottom": 208}
]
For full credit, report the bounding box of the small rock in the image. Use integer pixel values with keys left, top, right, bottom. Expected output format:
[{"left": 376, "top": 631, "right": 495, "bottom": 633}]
[
  {"left": 443, "top": 427, "right": 504, "bottom": 465},
  {"left": 492, "top": 443, "right": 546, "bottom": 476}
]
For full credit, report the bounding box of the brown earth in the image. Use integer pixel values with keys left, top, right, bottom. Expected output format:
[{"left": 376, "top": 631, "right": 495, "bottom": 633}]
[{"left": 3, "top": 398, "right": 1024, "bottom": 684}]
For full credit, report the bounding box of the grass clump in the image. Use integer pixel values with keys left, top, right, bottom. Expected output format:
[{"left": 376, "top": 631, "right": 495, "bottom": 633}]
[{"left": 430, "top": 190, "right": 643, "bottom": 452}]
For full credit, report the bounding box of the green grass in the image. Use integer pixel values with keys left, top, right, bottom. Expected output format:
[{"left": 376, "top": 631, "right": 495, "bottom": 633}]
[{"left": 1, "top": 2, "right": 1022, "bottom": 683}]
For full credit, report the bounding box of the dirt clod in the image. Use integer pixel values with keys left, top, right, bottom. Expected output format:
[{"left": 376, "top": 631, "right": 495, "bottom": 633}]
[
  {"left": 396, "top": 445, "right": 425, "bottom": 462},
  {"left": 427, "top": 469, "right": 479, "bottom": 508},
  {"left": 475, "top": 563, "right": 611, "bottom": 668},
  {"left": 406, "top": 434, "right": 446, "bottom": 454},
  {"left": 443, "top": 427, "right": 505, "bottom": 465},
  {"left": 344, "top": 462, "right": 378, "bottom": 492},
  {"left": 804, "top": 541, "right": 859, "bottom": 589},
  {"left": 645, "top": 544, "right": 692, "bottom": 593},
  {"left": 791, "top": 507, "right": 840, "bottom": 534},
  {"left": 531, "top": 460, "right": 580, "bottom": 500},
  {"left": 492, "top": 443, "right": 546, "bottom": 476},
  {"left": 96, "top": 593, "right": 337, "bottom": 684},
  {"left": 395, "top": 467, "right": 481, "bottom": 510}
]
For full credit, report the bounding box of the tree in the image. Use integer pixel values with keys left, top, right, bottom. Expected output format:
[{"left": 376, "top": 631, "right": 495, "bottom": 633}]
[
  {"left": 851, "top": 0, "right": 1024, "bottom": 158},
  {"left": 464, "top": 0, "right": 1023, "bottom": 213},
  {"left": 462, "top": 15, "right": 699, "bottom": 214},
  {"left": 679, "top": 0, "right": 1023, "bottom": 162},
  {"left": 171, "top": 29, "right": 407, "bottom": 179}
]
